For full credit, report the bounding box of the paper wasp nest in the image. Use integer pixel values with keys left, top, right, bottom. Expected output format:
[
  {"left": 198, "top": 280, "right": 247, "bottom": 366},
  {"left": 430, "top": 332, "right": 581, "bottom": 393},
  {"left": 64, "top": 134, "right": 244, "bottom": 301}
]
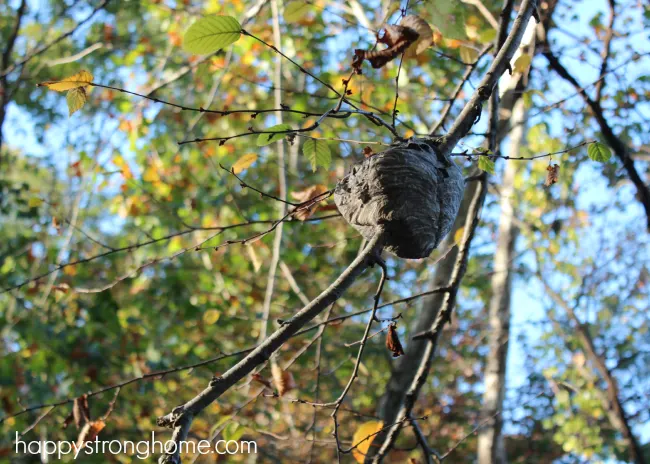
[{"left": 334, "top": 138, "right": 464, "bottom": 259}]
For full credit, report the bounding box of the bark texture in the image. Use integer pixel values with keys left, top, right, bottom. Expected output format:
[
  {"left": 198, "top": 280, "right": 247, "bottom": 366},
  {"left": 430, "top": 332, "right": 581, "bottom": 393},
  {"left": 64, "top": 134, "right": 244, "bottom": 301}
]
[{"left": 477, "top": 98, "right": 524, "bottom": 464}]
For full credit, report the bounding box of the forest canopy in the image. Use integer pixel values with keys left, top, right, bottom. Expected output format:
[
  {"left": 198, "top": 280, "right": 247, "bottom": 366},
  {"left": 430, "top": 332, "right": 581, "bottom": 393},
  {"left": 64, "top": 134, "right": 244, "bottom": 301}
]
[{"left": 1, "top": 0, "right": 649, "bottom": 463}]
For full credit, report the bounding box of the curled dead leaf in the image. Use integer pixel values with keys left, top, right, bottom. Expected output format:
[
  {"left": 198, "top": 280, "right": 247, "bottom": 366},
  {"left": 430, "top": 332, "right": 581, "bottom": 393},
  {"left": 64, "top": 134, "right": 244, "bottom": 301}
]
[
  {"left": 386, "top": 323, "right": 405, "bottom": 358},
  {"left": 400, "top": 15, "right": 433, "bottom": 57},
  {"left": 252, "top": 373, "right": 274, "bottom": 391},
  {"left": 271, "top": 363, "right": 296, "bottom": 396},
  {"left": 72, "top": 395, "right": 90, "bottom": 429},
  {"left": 76, "top": 420, "right": 105, "bottom": 449},
  {"left": 545, "top": 164, "right": 559, "bottom": 186},
  {"left": 291, "top": 184, "right": 328, "bottom": 221},
  {"left": 352, "top": 22, "right": 421, "bottom": 72}
]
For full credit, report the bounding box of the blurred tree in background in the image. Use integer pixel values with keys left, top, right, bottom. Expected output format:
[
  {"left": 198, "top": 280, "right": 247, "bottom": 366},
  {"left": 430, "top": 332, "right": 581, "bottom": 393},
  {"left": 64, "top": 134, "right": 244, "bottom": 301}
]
[{"left": 1, "top": 0, "right": 648, "bottom": 463}]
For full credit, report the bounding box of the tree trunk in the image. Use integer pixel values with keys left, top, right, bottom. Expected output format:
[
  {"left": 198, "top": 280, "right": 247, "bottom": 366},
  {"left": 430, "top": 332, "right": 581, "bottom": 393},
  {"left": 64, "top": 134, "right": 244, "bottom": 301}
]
[{"left": 477, "top": 97, "right": 525, "bottom": 464}]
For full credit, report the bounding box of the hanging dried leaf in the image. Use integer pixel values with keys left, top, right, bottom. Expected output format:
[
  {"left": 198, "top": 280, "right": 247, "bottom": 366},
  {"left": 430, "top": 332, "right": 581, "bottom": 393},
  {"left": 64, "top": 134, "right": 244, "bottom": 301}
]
[
  {"left": 352, "top": 24, "right": 420, "bottom": 73},
  {"left": 386, "top": 324, "right": 405, "bottom": 358},
  {"left": 76, "top": 420, "right": 105, "bottom": 449},
  {"left": 251, "top": 373, "right": 273, "bottom": 391},
  {"left": 545, "top": 164, "right": 559, "bottom": 186},
  {"left": 271, "top": 363, "right": 296, "bottom": 396},
  {"left": 73, "top": 394, "right": 90, "bottom": 429},
  {"left": 400, "top": 15, "right": 434, "bottom": 57},
  {"left": 62, "top": 412, "right": 74, "bottom": 429},
  {"left": 291, "top": 184, "right": 328, "bottom": 221}
]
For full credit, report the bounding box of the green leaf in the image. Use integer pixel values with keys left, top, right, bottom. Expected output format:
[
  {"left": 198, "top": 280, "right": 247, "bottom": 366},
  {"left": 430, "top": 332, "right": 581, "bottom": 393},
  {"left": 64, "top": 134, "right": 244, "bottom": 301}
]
[
  {"left": 478, "top": 155, "right": 495, "bottom": 174},
  {"left": 284, "top": 1, "right": 314, "bottom": 23},
  {"left": 256, "top": 124, "right": 293, "bottom": 146},
  {"left": 587, "top": 142, "right": 612, "bottom": 162},
  {"left": 429, "top": 0, "right": 466, "bottom": 40},
  {"left": 66, "top": 87, "right": 88, "bottom": 116},
  {"left": 183, "top": 16, "right": 241, "bottom": 54},
  {"left": 302, "top": 139, "right": 331, "bottom": 171}
]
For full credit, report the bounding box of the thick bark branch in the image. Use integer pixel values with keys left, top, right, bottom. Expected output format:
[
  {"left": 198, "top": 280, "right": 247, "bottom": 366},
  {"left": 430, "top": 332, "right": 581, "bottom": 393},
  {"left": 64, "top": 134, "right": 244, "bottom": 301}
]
[
  {"left": 439, "top": 0, "right": 537, "bottom": 154},
  {"left": 156, "top": 234, "right": 384, "bottom": 463},
  {"left": 368, "top": 1, "right": 541, "bottom": 460}
]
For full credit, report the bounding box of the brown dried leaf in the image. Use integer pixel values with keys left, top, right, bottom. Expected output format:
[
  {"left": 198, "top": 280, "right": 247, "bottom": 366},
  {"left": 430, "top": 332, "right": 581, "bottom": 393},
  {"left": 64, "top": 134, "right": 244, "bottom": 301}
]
[
  {"left": 352, "top": 23, "right": 420, "bottom": 72},
  {"left": 76, "top": 420, "right": 105, "bottom": 449},
  {"left": 252, "top": 373, "right": 274, "bottom": 391},
  {"left": 271, "top": 363, "right": 296, "bottom": 396},
  {"left": 291, "top": 184, "right": 328, "bottom": 221},
  {"left": 62, "top": 412, "right": 74, "bottom": 429},
  {"left": 386, "top": 324, "right": 405, "bottom": 358},
  {"left": 545, "top": 164, "right": 559, "bottom": 186},
  {"left": 52, "top": 216, "right": 61, "bottom": 234},
  {"left": 400, "top": 15, "right": 433, "bottom": 57},
  {"left": 72, "top": 394, "right": 90, "bottom": 429}
]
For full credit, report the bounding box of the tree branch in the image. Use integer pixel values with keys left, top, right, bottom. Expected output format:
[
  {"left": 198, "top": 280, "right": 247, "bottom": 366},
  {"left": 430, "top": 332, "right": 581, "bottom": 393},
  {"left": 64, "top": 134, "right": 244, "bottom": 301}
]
[
  {"left": 439, "top": 0, "right": 537, "bottom": 155},
  {"left": 155, "top": 234, "right": 384, "bottom": 463},
  {"left": 543, "top": 48, "right": 650, "bottom": 230}
]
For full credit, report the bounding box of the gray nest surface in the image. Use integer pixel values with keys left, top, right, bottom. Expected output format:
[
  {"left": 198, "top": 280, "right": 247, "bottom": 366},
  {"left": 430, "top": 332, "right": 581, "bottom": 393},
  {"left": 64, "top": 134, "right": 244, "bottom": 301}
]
[{"left": 334, "top": 138, "right": 464, "bottom": 259}]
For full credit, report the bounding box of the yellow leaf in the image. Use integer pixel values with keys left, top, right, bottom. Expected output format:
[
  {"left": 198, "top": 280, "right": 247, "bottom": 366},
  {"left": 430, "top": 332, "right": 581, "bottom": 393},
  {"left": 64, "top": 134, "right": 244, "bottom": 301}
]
[
  {"left": 513, "top": 54, "right": 532, "bottom": 74},
  {"left": 203, "top": 309, "right": 221, "bottom": 325},
  {"left": 459, "top": 46, "right": 478, "bottom": 64},
  {"left": 142, "top": 166, "right": 160, "bottom": 183},
  {"left": 38, "top": 70, "right": 93, "bottom": 92},
  {"left": 28, "top": 197, "right": 43, "bottom": 208},
  {"left": 352, "top": 421, "right": 383, "bottom": 463},
  {"left": 454, "top": 226, "right": 465, "bottom": 246},
  {"left": 232, "top": 153, "right": 257, "bottom": 174},
  {"left": 66, "top": 87, "right": 88, "bottom": 116}
]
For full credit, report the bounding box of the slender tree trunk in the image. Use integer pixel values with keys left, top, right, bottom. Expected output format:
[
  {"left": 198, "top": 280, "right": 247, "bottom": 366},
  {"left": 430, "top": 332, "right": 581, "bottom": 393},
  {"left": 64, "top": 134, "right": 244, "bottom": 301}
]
[{"left": 477, "top": 97, "right": 525, "bottom": 464}]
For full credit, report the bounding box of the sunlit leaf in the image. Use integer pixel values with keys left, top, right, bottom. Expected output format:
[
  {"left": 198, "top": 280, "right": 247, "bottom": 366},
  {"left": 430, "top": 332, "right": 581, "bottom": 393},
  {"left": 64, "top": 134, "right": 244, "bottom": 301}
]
[
  {"left": 271, "top": 363, "right": 296, "bottom": 396},
  {"left": 256, "top": 124, "right": 293, "bottom": 146},
  {"left": 203, "top": 309, "right": 221, "bottom": 325},
  {"left": 27, "top": 197, "right": 43, "bottom": 208},
  {"left": 284, "top": 1, "right": 313, "bottom": 23},
  {"left": 454, "top": 226, "right": 465, "bottom": 246},
  {"left": 459, "top": 46, "right": 478, "bottom": 64},
  {"left": 232, "top": 153, "right": 258, "bottom": 173},
  {"left": 587, "top": 142, "right": 612, "bottom": 162},
  {"left": 183, "top": 16, "right": 241, "bottom": 54},
  {"left": 302, "top": 139, "right": 331, "bottom": 171},
  {"left": 37, "top": 70, "right": 93, "bottom": 92},
  {"left": 66, "top": 87, "right": 88, "bottom": 116},
  {"left": 478, "top": 155, "right": 495, "bottom": 174},
  {"left": 352, "top": 421, "right": 383, "bottom": 463},
  {"left": 513, "top": 54, "right": 532, "bottom": 73}
]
